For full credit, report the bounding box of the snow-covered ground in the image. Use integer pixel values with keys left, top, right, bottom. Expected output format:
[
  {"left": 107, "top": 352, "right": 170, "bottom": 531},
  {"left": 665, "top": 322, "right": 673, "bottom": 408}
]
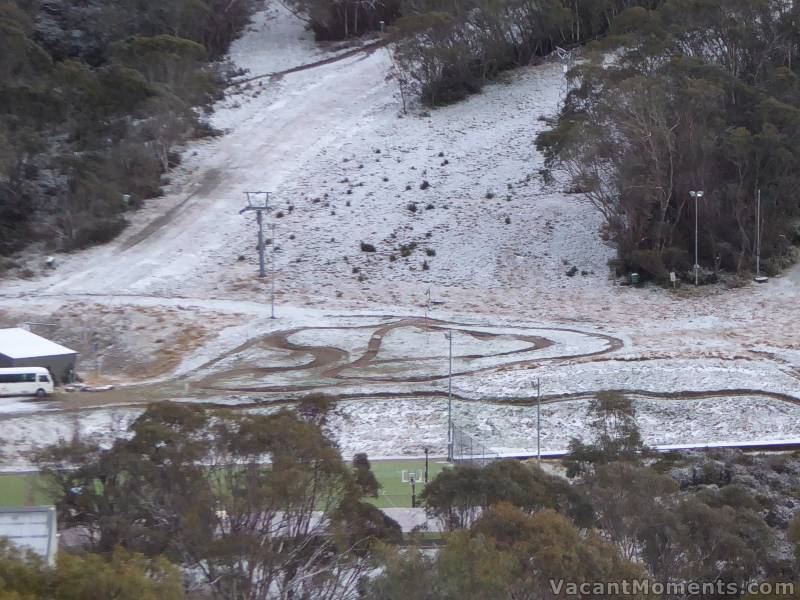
[
  {"left": 0, "top": 2, "right": 608, "bottom": 302},
  {"left": 466, "top": 357, "right": 799, "bottom": 400},
  {"left": 376, "top": 326, "right": 532, "bottom": 360},
  {"left": 226, "top": 5, "right": 329, "bottom": 76},
  {"left": 1, "top": 393, "right": 799, "bottom": 469},
  {"left": 0, "top": 3, "right": 798, "bottom": 466}
]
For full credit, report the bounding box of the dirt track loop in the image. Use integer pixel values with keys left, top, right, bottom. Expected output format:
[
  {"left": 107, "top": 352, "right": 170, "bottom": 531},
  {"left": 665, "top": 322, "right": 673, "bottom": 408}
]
[{"left": 195, "top": 317, "right": 623, "bottom": 393}]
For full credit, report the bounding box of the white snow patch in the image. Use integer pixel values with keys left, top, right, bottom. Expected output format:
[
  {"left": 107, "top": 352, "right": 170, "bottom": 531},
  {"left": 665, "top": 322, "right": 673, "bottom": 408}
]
[{"left": 2, "top": 392, "right": 800, "bottom": 469}]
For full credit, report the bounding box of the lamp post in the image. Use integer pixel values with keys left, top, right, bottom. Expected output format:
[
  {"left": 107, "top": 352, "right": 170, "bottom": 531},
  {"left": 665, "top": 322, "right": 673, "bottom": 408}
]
[
  {"left": 535, "top": 378, "right": 541, "bottom": 462},
  {"left": 689, "top": 190, "right": 705, "bottom": 285},
  {"left": 424, "top": 288, "right": 431, "bottom": 327},
  {"left": 445, "top": 331, "right": 453, "bottom": 462},
  {"left": 754, "top": 189, "right": 768, "bottom": 283},
  {"left": 270, "top": 222, "right": 277, "bottom": 318}
]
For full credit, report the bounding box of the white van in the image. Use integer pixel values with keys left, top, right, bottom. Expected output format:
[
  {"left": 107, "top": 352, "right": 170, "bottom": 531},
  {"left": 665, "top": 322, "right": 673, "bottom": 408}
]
[{"left": 0, "top": 367, "right": 54, "bottom": 397}]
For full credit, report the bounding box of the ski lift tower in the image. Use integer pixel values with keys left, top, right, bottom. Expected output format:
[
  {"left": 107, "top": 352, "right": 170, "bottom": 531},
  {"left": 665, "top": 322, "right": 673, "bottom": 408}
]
[{"left": 239, "top": 192, "right": 272, "bottom": 278}]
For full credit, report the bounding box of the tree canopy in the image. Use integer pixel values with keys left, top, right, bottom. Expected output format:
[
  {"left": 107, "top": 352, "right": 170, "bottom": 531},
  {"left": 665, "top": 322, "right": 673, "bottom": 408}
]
[
  {"left": 389, "top": 0, "right": 660, "bottom": 105},
  {"left": 537, "top": 0, "right": 800, "bottom": 282},
  {"left": 35, "top": 401, "right": 400, "bottom": 600},
  {"left": 0, "top": 542, "right": 185, "bottom": 600},
  {"left": 0, "top": 0, "right": 254, "bottom": 259}
]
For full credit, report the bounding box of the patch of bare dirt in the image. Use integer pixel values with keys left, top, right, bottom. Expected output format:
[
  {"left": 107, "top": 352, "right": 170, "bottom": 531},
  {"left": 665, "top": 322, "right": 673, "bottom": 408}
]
[{"left": 0, "top": 302, "right": 241, "bottom": 384}]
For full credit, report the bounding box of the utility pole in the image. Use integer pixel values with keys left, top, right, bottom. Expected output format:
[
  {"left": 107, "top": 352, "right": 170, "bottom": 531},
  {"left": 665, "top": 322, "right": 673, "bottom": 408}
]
[
  {"left": 270, "top": 222, "right": 277, "bottom": 318},
  {"left": 92, "top": 336, "right": 100, "bottom": 380},
  {"left": 536, "top": 378, "right": 541, "bottom": 462},
  {"left": 755, "top": 189, "right": 768, "bottom": 283},
  {"left": 445, "top": 331, "right": 453, "bottom": 462},
  {"left": 689, "top": 190, "right": 705, "bottom": 285},
  {"left": 239, "top": 192, "right": 271, "bottom": 278},
  {"left": 756, "top": 189, "right": 761, "bottom": 279},
  {"left": 424, "top": 288, "right": 431, "bottom": 326},
  {"left": 423, "top": 447, "right": 429, "bottom": 483}
]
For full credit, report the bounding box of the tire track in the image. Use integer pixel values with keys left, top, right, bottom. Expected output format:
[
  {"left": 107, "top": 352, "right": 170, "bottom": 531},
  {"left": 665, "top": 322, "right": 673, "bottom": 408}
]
[
  {"left": 195, "top": 318, "right": 624, "bottom": 392},
  {"left": 228, "top": 38, "right": 388, "bottom": 88},
  {"left": 34, "top": 387, "right": 797, "bottom": 415}
]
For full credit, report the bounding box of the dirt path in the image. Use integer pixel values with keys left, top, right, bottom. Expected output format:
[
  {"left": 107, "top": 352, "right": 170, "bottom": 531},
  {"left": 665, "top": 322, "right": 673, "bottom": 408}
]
[
  {"left": 3, "top": 45, "right": 393, "bottom": 298},
  {"left": 230, "top": 38, "right": 388, "bottom": 86},
  {"left": 193, "top": 317, "right": 623, "bottom": 392},
  {"left": 119, "top": 169, "right": 223, "bottom": 252},
  {"left": 11, "top": 386, "right": 798, "bottom": 420}
]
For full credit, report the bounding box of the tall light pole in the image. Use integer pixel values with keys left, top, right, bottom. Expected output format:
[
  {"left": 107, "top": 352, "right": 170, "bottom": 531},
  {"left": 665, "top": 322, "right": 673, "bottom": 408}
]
[
  {"left": 536, "top": 378, "right": 541, "bottom": 462},
  {"left": 270, "top": 222, "right": 277, "bottom": 318},
  {"left": 689, "top": 190, "right": 704, "bottom": 286},
  {"left": 424, "top": 288, "right": 431, "bottom": 326},
  {"left": 754, "top": 189, "right": 768, "bottom": 283},
  {"left": 445, "top": 331, "right": 453, "bottom": 462}
]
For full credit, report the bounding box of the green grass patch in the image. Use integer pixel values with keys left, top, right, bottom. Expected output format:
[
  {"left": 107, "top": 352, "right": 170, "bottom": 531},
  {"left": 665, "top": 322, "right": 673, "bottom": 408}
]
[
  {"left": 0, "top": 459, "right": 451, "bottom": 510},
  {"left": 369, "top": 458, "right": 449, "bottom": 508},
  {"left": 0, "top": 474, "right": 57, "bottom": 507}
]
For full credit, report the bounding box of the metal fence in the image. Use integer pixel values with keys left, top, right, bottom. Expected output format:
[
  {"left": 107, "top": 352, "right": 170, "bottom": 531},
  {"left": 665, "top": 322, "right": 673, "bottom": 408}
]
[{"left": 450, "top": 424, "right": 499, "bottom": 467}]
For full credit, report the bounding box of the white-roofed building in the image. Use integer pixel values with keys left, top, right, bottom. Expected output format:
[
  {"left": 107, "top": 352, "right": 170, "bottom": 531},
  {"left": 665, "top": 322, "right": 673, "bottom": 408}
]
[
  {"left": 0, "top": 328, "right": 77, "bottom": 384},
  {"left": 0, "top": 506, "right": 58, "bottom": 566}
]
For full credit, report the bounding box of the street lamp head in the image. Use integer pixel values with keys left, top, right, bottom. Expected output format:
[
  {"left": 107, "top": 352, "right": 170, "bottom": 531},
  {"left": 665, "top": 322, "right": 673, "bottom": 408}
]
[{"left": 689, "top": 190, "right": 705, "bottom": 198}]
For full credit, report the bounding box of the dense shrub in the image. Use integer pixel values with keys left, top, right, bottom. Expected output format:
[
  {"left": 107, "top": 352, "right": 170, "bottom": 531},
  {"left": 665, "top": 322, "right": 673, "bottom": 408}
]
[
  {"left": 0, "top": 0, "right": 256, "bottom": 257},
  {"left": 538, "top": 0, "right": 800, "bottom": 279},
  {"left": 390, "top": 0, "right": 659, "bottom": 106},
  {"left": 285, "top": 0, "right": 401, "bottom": 40}
]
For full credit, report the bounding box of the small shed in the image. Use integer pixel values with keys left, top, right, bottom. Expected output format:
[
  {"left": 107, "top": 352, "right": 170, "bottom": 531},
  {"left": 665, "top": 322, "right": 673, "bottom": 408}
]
[
  {"left": 0, "top": 506, "right": 58, "bottom": 566},
  {"left": 0, "top": 328, "right": 77, "bottom": 384}
]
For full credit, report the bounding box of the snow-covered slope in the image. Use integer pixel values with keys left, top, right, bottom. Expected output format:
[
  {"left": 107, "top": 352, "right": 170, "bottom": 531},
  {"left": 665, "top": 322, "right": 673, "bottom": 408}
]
[
  {"left": 0, "top": 3, "right": 798, "bottom": 464},
  {"left": 2, "top": 2, "right": 610, "bottom": 305}
]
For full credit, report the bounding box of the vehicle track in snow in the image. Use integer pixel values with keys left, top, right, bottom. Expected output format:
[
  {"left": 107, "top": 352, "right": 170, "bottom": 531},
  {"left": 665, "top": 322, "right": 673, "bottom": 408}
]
[{"left": 193, "top": 317, "right": 623, "bottom": 392}]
